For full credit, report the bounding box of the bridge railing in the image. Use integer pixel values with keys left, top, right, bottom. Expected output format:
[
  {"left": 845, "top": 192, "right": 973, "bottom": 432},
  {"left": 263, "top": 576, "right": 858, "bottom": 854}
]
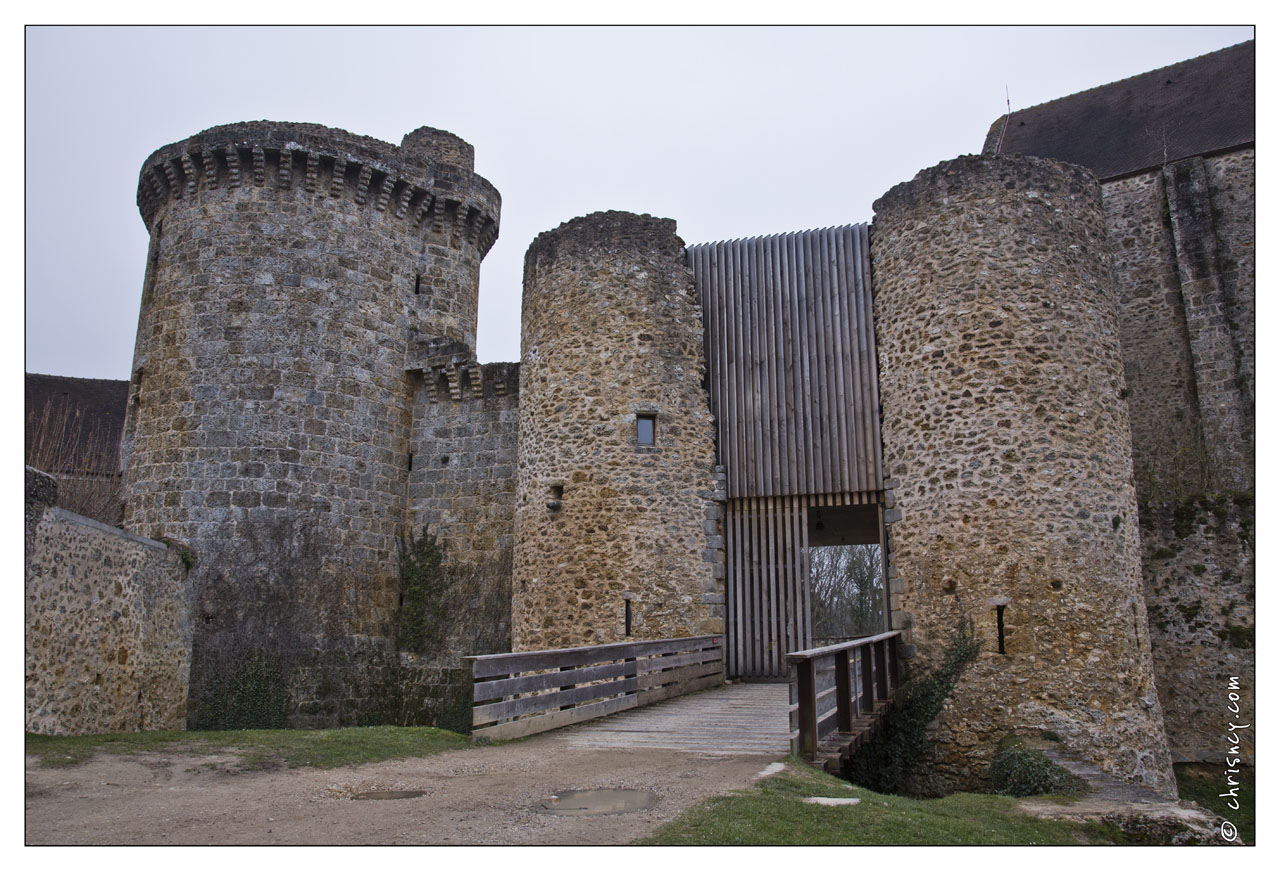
[
  {"left": 465, "top": 635, "right": 724, "bottom": 741},
  {"left": 786, "top": 630, "right": 902, "bottom": 759}
]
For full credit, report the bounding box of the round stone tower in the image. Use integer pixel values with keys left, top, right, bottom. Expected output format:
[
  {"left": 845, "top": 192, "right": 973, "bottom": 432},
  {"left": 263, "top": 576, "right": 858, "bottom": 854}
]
[
  {"left": 122, "top": 121, "right": 499, "bottom": 727},
  {"left": 871, "top": 154, "right": 1175, "bottom": 795},
  {"left": 513, "top": 212, "right": 723, "bottom": 650}
]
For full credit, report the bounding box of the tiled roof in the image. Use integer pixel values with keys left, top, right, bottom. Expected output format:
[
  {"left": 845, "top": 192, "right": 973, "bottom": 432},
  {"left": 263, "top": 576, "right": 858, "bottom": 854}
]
[
  {"left": 25, "top": 373, "right": 130, "bottom": 475},
  {"left": 982, "top": 41, "right": 1254, "bottom": 180}
]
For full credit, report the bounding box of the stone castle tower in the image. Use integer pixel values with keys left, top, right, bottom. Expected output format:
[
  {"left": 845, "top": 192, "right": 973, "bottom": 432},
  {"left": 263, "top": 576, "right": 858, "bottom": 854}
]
[
  {"left": 513, "top": 212, "right": 724, "bottom": 650},
  {"left": 871, "top": 155, "right": 1174, "bottom": 793},
  {"left": 122, "top": 121, "right": 500, "bottom": 724}
]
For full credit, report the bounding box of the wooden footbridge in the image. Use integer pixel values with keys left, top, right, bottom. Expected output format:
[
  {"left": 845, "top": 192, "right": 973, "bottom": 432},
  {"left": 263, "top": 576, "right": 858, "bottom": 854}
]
[{"left": 466, "top": 631, "right": 901, "bottom": 766}]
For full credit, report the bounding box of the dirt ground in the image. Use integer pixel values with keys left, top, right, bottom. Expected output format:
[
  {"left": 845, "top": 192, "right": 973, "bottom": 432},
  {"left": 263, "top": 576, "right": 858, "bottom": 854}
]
[{"left": 24, "top": 732, "right": 782, "bottom": 846}]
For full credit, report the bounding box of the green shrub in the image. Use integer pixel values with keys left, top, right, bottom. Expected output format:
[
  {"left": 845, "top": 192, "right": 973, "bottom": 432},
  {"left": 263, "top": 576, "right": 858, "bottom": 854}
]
[
  {"left": 989, "top": 745, "right": 1087, "bottom": 797},
  {"left": 397, "top": 530, "right": 447, "bottom": 653},
  {"left": 842, "top": 623, "right": 981, "bottom": 795}
]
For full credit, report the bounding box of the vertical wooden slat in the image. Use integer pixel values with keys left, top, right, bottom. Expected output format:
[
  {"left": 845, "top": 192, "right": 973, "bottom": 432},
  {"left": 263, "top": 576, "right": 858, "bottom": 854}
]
[
  {"left": 815, "top": 228, "right": 837, "bottom": 496},
  {"left": 731, "top": 240, "right": 747, "bottom": 497},
  {"left": 752, "top": 495, "right": 764, "bottom": 675},
  {"left": 800, "top": 498, "right": 812, "bottom": 649},
  {"left": 768, "top": 236, "right": 787, "bottom": 494},
  {"left": 766, "top": 496, "right": 779, "bottom": 673},
  {"left": 848, "top": 226, "right": 872, "bottom": 492},
  {"left": 732, "top": 499, "right": 742, "bottom": 676},
  {"left": 824, "top": 228, "right": 851, "bottom": 493},
  {"left": 748, "top": 497, "right": 759, "bottom": 676},
  {"left": 701, "top": 244, "right": 719, "bottom": 458},
  {"left": 783, "top": 496, "right": 793, "bottom": 653},
  {"left": 757, "top": 238, "right": 776, "bottom": 495},
  {"left": 818, "top": 228, "right": 840, "bottom": 492},
  {"left": 851, "top": 225, "right": 877, "bottom": 492},
  {"left": 773, "top": 236, "right": 793, "bottom": 495},
  {"left": 720, "top": 241, "right": 737, "bottom": 498},
  {"left": 741, "top": 498, "right": 752, "bottom": 677},
  {"left": 722, "top": 241, "right": 735, "bottom": 497},
  {"left": 859, "top": 224, "right": 884, "bottom": 491},
  {"left": 834, "top": 227, "right": 863, "bottom": 494},
  {"left": 780, "top": 495, "right": 792, "bottom": 658},
  {"left": 733, "top": 500, "right": 743, "bottom": 677},
  {"left": 751, "top": 238, "right": 768, "bottom": 500}
]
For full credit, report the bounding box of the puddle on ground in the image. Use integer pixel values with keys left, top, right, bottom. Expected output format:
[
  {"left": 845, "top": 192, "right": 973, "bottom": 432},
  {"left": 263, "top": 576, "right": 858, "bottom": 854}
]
[
  {"left": 352, "top": 790, "right": 427, "bottom": 801},
  {"left": 536, "top": 788, "right": 658, "bottom": 816}
]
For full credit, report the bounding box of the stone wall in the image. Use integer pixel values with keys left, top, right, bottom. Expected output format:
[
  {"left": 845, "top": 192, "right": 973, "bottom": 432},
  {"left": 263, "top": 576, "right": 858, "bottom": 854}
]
[
  {"left": 409, "top": 360, "right": 519, "bottom": 569},
  {"left": 405, "top": 358, "right": 519, "bottom": 661},
  {"left": 26, "top": 467, "right": 192, "bottom": 735},
  {"left": 121, "top": 121, "right": 499, "bottom": 727},
  {"left": 1103, "top": 148, "right": 1254, "bottom": 500},
  {"left": 871, "top": 155, "right": 1175, "bottom": 796},
  {"left": 512, "top": 212, "right": 723, "bottom": 650},
  {"left": 1140, "top": 496, "right": 1254, "bottom": 763},
  {"left": 1102, "top": 171, "right": 1205, "bottom": 500}
]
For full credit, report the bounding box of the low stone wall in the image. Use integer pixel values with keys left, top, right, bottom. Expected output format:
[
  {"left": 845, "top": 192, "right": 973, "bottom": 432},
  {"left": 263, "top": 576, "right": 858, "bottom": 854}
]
[
  {"left": 25, "top": 467, "right": 192, "bottom": 735},
  {"left": 1140, "top": 495, "right": 1255, "bottom": 763}
]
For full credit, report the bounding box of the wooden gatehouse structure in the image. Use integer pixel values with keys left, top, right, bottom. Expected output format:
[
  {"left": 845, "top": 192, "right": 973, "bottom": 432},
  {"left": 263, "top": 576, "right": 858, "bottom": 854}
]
[{"left": 689, "top": 225, "right": 888, "bottom": 679}]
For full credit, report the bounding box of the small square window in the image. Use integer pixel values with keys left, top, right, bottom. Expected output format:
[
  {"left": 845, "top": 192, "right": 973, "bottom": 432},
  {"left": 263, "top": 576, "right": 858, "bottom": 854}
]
[{"left": 636, "top": 414, "right": 656, "bottom": 445}]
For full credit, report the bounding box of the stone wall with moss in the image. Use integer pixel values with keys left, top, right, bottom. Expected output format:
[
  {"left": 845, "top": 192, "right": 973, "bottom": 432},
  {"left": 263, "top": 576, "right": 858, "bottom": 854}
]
[
  {"left": 26, "top": 467, "right": 192, "bottom": 735},
  {"left": 512, "top": 212, "right": 723, "bottom": 650},
  {"left": 121, "top": 122, "right": 500, "bottom": 727},
  {"left": 409, "top": 362, "right": 518, "bottom": 568},
  {"left": 1103, "top": 148, "right": 1254, "bottom": 501},
  {"left": 1140, "top": 495, "right": 1254, "bottom": 763},
  {"left": 871, "top": 155, "right": 1175, "bottom": 796}
]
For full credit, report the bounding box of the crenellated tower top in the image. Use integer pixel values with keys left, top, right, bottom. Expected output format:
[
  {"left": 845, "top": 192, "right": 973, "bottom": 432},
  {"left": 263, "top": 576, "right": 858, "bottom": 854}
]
[{"left": 136, "top": 121, "right": 500, "bottom": 258}]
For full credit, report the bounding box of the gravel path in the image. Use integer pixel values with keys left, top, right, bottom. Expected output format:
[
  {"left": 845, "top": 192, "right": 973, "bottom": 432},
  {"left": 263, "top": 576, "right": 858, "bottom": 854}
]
[{"left": 25, "top": 730, "right": 785, "bottom": 845}]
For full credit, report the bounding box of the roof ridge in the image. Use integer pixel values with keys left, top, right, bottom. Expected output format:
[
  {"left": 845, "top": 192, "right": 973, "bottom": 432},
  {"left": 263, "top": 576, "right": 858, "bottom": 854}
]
[
  {"left": 1008, "top": 39, "right": 1252, "bottom": 118},
  {"left": 26, "top": 372, "right": 130, "bottom": 384}
]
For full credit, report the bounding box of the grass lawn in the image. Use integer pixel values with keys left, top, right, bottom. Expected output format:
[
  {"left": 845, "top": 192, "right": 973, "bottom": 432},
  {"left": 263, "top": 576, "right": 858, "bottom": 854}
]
[
  {"left": 1174, "top": 762, "right": 1254, "bottom": 845},
  {"left": 641, "top": 760, "right": 1118, "bottom": 846},
  {"left": 25, "top": 725, "right": 469, "bottom": 771}
]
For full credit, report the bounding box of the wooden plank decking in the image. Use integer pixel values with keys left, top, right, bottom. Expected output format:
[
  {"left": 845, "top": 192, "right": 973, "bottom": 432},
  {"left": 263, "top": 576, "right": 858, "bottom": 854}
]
[{"left": 556, "top": 681, "right": 791, "bottom": 756}]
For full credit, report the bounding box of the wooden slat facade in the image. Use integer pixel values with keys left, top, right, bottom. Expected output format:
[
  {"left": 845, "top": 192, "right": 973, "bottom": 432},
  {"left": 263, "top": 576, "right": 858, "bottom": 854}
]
[
  {"left": 690, "top": 226, "right": 885, "bottom": 678},
  {"left": 725, "top": 493, "right": 883, "bottom": 677},
  {"left": 688, "top": 225, "right": 883, "bottom": 500}
]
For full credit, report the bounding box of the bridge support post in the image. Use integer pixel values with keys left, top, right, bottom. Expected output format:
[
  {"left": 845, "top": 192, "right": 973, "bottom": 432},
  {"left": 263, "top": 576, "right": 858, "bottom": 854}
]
[
  {"left": 835, "top": 649, "right": 853, "bottom": 733},
  {"left": 860, "top": 646, "right": 875, "bottom": 713},
  {"left": 874, "top": 639, "right": 889, "bottom": 702},
  {"left": 796, "top": 657, "right": 818, "bottom": 759}
]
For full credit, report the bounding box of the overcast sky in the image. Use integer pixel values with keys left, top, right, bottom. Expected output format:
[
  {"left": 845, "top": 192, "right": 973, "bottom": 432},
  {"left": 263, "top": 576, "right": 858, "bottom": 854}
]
[{"left": 24, "top": 24, "right": 1255, "bottom": 378}]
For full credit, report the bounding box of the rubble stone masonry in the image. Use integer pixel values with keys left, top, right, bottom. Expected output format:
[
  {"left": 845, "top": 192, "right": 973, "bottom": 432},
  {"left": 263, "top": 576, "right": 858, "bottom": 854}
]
[
  {"left": 26, "top": 468, "right": 192, "bottom": 734},
  {"left": 871, "top": 155, "right": 1176, "bottom": 796},
  {"left": 1103, "top": 148, "right": 1254, "bottom": 499},
  {"left": 1140, "top": 497, "right": 1254, "bottom": 763},
  {"left": 409, "top": 360, "right": 519, "bottom": 569},
  {"left": 121, "top": 122, "right": 499, "bottom": 726},
  {"left": 512, "top": 212, "right": 723, "bottom": 650}
]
